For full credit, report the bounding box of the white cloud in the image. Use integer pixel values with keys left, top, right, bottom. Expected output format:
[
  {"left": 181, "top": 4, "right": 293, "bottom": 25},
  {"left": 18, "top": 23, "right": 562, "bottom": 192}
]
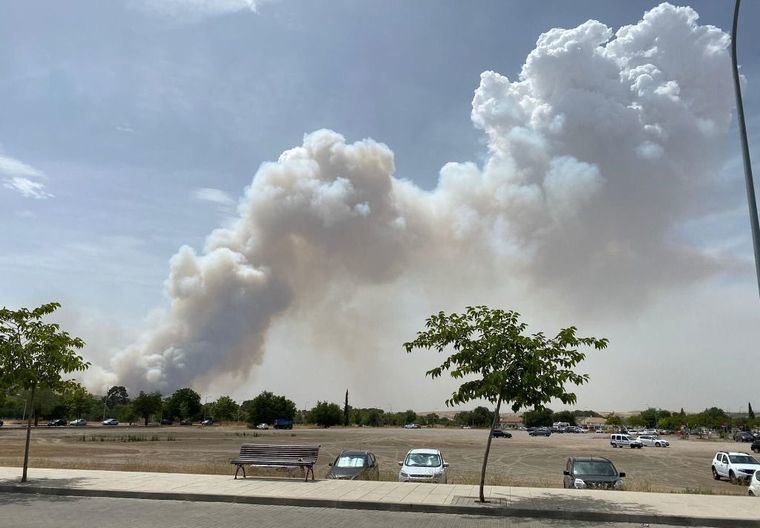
[
  {"left": 134, "top": 0, "right": 262, "bottom": 17},
  {"left": 0, "top": 154, "right": 52, "bottom": 199},
  {"left": 192, "top": 187, "right": 236, "bottom": 208}
]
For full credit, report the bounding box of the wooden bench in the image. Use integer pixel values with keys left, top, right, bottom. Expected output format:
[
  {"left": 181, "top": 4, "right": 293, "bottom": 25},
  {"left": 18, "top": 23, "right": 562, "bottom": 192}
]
[{"left": 231, "top": 444, "right": 320, "bottom": 481}]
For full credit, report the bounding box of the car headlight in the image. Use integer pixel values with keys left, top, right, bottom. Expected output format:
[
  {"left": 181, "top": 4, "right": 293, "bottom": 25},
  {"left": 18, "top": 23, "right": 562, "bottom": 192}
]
[
  {"left": 614, "top": 479, "right": 624, "bottom": 490},
  {"left": 574, "top": 478, "right": 586, "bottom": 489},
  {"left": 400, "top": 471, "right": 409, "bottom": 478}
]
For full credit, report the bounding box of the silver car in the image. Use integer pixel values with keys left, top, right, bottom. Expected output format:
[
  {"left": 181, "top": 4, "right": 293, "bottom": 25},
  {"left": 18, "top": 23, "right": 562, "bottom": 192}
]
[
  {"left": 398, "top": 448, "right": 448, "bottom": 483},
  {"left": 637, "top": 434, "right": 669, "bottom": 447}
]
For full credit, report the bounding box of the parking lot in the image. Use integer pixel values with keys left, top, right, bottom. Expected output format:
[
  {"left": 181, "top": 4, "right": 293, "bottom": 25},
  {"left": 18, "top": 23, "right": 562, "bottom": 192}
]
[{"left": 0, "top": 424, "right": 751, "bottom": 495}]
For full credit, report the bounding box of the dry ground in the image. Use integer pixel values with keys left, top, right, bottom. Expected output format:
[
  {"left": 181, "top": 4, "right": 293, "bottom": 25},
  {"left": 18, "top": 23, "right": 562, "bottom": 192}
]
[{"left": 0, "top": 424, "right": 751, "bottom": 495}]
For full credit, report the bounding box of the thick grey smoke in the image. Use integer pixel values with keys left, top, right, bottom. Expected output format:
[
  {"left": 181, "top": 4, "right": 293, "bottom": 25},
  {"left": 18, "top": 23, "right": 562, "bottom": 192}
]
[{"left": 105, "top": 3, "right": 738, "bottom": 393}]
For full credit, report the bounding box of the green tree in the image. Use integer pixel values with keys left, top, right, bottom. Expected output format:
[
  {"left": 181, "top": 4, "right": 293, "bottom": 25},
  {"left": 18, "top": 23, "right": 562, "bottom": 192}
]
[
  {"left": 403, "top": 409, "right": 418, "bottom": 425},
  {"left": 64, "top": 383, "right": 92, "bottom": 418},
  {"left": 0, "top": 302, "right": 88, "bottom": 482},
  {"left": 552, "top": 410, "right": 576, "bottom": 426},
  {"left": 471, "top": 406, "right": 493, "bottom": 428},
  {"left": 523, "top": 408, "right": 554, "bottom": 427},
  {"left": 404, "top": 306, "right": 607, "bottom": 502},
  {"left": 241, "top": 391, "right": 297, "bottom": 425},
  {"left": 105, "top": 385, "right": 129, "bottom": 407},
  {"left": 211, "top": 395, "right": 239, "bottom": 422},
  {"left": 165, "top": 388, "right": 202, "bottom": 420},
  {"left": 605, "top": 413, "right": 622, "bottom": 426},
  {"left": 364, "top": 409, "right": 383, "bottom": 427},
  {"left": 344, "top": 389, "right": 350, "bottom": 427},
  {"left": 310, "top": 401, "right": 342, "bottom": 427},
  {"left": 626, "top": 414, "right": 644, "bottom": 427},
  {"left": 132, "top": 391, "right": 163, "bottom": 426}
]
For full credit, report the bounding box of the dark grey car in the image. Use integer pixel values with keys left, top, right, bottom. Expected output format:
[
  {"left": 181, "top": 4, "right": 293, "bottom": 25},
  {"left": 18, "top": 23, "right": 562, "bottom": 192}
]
[
  {"left": 326, "top": 450, "right": 380, "bottom": 480},
  {"left": 563, "top": 457, "right": 625, "bottom": 489}
]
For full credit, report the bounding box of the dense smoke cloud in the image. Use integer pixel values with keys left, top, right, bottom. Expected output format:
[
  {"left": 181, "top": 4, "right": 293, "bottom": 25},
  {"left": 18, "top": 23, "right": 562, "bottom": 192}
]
[{"left": 105, "top": 3, "right": 738, "bottom": 393}]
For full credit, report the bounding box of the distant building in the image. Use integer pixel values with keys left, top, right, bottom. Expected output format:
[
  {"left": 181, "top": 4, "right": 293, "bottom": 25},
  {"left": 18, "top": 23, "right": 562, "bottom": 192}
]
[{"left": 500, "top": 413, "right": 523, "bottom": 428}]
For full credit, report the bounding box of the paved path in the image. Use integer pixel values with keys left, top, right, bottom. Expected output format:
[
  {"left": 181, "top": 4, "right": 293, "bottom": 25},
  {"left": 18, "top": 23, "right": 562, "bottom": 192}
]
[
  {"left": 0, "top": 493, "right": 706, "bottom": 528},
  {"left": 0, "top": 467, "right": 757, "bottom": 526}
]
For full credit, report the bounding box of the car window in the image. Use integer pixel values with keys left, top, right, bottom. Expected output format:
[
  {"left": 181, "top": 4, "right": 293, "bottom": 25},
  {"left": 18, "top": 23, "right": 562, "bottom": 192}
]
[
  {"left": 728, "top": 454, "right": 759, "bottom": 465},
  {"left": 335, "top": 455, "right": 366, "bottom": 468},
  {"left": 572, "top": 461, "right": 617, "bottom": 476},
  {"left": 405, "top": 453, "right": 441, "bottom": 467}
]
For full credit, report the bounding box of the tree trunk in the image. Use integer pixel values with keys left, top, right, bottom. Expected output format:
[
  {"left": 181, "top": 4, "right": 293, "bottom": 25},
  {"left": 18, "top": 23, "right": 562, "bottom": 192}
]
[
  {"left": 144, "top": 415, "right": 148, "bottom": 427},
  {"left": 478, "top": 395, "right": 502, "bottom": 503},
  {"left": 22, "top": 384, "right": 36, "bottom": 483}
]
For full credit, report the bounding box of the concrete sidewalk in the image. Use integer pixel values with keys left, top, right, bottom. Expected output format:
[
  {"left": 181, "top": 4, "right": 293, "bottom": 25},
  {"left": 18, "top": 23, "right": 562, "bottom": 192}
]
[{"left": 0, "top": 467, "right": 757, "bottom": 527}]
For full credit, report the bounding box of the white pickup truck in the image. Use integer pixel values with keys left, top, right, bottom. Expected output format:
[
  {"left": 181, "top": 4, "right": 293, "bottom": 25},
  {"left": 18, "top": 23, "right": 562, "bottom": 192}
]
[{"left": 711, "top": 451, "right": 760, "bottom": 484}]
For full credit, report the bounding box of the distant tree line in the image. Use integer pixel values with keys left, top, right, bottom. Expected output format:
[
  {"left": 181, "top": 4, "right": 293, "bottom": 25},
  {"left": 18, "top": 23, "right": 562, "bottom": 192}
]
[{"left": 604, "top": 406, "right": 757, "bottom": 431}]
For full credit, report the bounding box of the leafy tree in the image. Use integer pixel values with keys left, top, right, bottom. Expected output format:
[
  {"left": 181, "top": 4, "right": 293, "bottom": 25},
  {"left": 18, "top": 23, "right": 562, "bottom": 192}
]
[
  {"left": 405, "top": 306, "right": 607, "bottom": 502},
  {"left": 424, "top": 413, "right": 440, "bottom": 426},
  {"left": 310, "top": 401, "right": 342, "bottom": 427},
  {"left": 132, "top": 391, "right": 163, "bottom": 426},
  {"left": 241, "top": 391, "right": 297, "bottom": 425},
  {"left": 626, "top": 414, "right": 644, "bottom": 427},
  {"left": 105, "top": 386, "right": 130, "bottom": 407},
  {"left": 211, "top": 395, "right": 239, "bottom": 422},
  {"left": 472, "top": 406, "right": 493, "bottom": 428},
  {"left": 552, "top": 410, "right": 576, "bottom": 426},
  {"left": 64, "top": 383, "right": 92, "bottom": 418},
  {"left": 364, "top": 409, "right": 383, "bottom": 427},
  {"left": 165, "top": 388, "right": 202, "bottom": 420},
  {"left": 605, "top": 413, "right": 622, "bottom": 426},
  {"left": 523, "top": 408, "right": 554, "bottom": 427},
  {"left": 0, "top": 302, "right": 88, "bottom": 482},
  {"left": 403, "top": 409, "right": 418, "bottom": 425}
]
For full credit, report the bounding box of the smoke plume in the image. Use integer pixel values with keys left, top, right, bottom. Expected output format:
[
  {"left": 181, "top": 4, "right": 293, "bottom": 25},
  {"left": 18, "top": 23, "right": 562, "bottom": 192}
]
[{"left": 107, "top": 3, "right": 738, "bottom": 394}]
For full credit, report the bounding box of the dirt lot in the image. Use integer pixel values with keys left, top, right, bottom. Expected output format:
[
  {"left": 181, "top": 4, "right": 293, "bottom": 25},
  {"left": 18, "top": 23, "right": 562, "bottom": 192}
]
[{"left": 0, "top": 424, "right": 752, "bottom": 495}]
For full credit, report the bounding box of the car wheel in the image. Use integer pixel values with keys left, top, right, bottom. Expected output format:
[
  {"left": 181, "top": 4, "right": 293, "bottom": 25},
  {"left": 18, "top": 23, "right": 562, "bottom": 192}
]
[
  {"left": 655, "top": 442, "right": 661, "bottom": 447},
  {"left": 712, "top": 467, "right": 720, "bottom": 480},
  {"left": 729, "top": 471, "right": 737, "bottom": 484},
  {"left": 749, "top": 490, "right": 755, "bottom": 496}
]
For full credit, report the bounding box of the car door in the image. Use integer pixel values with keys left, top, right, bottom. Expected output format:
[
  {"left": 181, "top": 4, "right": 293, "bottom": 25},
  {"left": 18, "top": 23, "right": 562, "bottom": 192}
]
[
  {"left": 717, "top": 454, "right": 728, "bottom": 477},
  {"left": 563, "top": 460, "right": 572, "bottom": 488},
  {"left": 369, "top": 454, "right": 379, "bottom": 480}
]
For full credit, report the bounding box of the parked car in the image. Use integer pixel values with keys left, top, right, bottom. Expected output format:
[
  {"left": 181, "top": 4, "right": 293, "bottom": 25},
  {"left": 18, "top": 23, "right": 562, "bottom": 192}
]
[
  {"left": 160, "top": 418, "right": 174, "bottom": 425},
  {"left": 712, "top": 451, "right": 760, "bottom": 484},
  {"left": 201, "top": 418, "right": 213, "bottom": 426},
  {"left": 403, "top": 423, "right": 420, "bottom": 429},
  {"left": 398, "top": 448, "right": 448, "bottom": 483},
  {"left": 179, "top": 419, "right": 192, "bottom": 425},
  {"left": 610, "top": 434, "right": 642, "bottom": 448},
  {"left": 749, "top": 467, "right": 760, "bottom": 496},
  {"left": 101, "top": 418, "right": 119, "bottom": 426},
  {"left": 491, "top": 429, "right": 512, "bottom": 438},
  {"left": 255, "top": 423, "right": 269, "bottom": 430},
  {"left": 563, "top": 456, "right": 625, "bottom": 489},
  {"left": 326, "top": 450, "right": 379, "bottom": 480},
  {"left": 529, "top": 427, "right": 551, "bottom": 437},
  {"left": 637, "top": 434, "right": 669, "bottom": 447},
  {"left": 735, "top": 431, "right": 755, "bottom": 443},
  {"left": 47, "top": 418, "right": 67, "bottom": 427},
  {"left": 69, "top": 418, "right": 86, "bottom": 427},
  {"left": 751, "top": 440, "right": 760, "bottom": 454},
  {"left": 0, "top": 419, "right": 3, "bottom": 427}
]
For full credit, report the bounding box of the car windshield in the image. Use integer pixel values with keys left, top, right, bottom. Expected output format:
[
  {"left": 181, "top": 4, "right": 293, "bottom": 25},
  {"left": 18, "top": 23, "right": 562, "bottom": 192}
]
[
  {"left": 334, "top": 455, "right": 366, "bottom": 468},
  {"left": 573, "top": 461, "right": 617, "bottom": 476},
  {"left": 729, "top": 454, "right": 759, "bottom": 464},
  {"left": 405, "top": 453, "right": 441, "bottom": 467}
]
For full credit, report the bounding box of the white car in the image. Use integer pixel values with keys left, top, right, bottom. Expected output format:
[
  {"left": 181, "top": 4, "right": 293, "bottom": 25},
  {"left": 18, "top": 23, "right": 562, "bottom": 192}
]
[
  {"left": 610, "top": 434, "right": 643, "bottom": 449},
  {"left": 637, "top": 434, "right": 669, "bottom": 447},
  {"left": 403, "top": 423, "right": 420, "bottom": 429},
  {"left": 749, "top": 469, "right": 760, "bottom": 496},
  {"left": 101, "top": 418, "right": 119, "bottom": 426},
  {"left": 398, "top": 448, "right": 448, "bottom": 483},
  {"left": 255, "top": 423, "right": 269, "bottom": 430},
  {"left": 712, "top": 452, "right": 760, "bottom": 484},
  {"left": 69, "top": 418, "right": 87, "bottom": 427}
]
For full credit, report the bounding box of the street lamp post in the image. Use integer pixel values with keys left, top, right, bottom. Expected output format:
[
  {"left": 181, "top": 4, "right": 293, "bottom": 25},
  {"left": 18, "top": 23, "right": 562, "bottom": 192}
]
[{"left": 731, "top": 0, "right": 760, "bottom": 298}]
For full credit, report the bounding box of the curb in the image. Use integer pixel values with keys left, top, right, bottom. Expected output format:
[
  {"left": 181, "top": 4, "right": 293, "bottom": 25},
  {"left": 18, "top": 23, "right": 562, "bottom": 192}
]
[{"left": 1, "top": 484, "right": 756, "bottom": 527}]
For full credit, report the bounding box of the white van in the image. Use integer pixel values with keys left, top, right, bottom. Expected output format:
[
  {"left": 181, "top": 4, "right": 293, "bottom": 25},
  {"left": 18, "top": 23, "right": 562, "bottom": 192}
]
[{"left": 610, "top": 434, "right": 643, "bottom": 449}]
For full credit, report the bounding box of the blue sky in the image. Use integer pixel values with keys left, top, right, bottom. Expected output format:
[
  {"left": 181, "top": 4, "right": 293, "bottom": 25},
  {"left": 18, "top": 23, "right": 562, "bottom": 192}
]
[{"left": 1, "top": 1, "right": 759, "bottom": 411}]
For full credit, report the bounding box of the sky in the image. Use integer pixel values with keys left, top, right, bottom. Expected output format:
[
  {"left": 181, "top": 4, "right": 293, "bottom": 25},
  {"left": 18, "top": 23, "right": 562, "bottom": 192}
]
[{"left": 1, "top": 1, "right": 759, "bottom": 414}]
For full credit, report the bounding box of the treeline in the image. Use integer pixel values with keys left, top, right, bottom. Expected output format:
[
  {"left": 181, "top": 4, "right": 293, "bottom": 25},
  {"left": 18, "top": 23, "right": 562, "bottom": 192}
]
[
  {"left": 522, "top": 409, "right": 601, "bottom": 427},
  {"left": 604, "top": 406, "right": 757, "bottom": 431}
]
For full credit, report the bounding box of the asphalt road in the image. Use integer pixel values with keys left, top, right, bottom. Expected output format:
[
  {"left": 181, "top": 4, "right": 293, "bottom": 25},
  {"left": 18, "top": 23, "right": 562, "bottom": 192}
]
[{"left": 0, "top": 493, "right": 706, "bottom": 528}]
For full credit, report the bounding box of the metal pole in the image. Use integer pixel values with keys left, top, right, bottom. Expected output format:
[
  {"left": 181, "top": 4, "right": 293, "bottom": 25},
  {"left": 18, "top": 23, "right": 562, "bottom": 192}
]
[{"left": 732, "top": 0, "right": 760, "bottom": 298}]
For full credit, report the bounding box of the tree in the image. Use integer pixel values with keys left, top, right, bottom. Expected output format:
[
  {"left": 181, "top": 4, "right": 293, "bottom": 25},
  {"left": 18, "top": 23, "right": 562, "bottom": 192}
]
[
  {"left": 165, "top": 388, "right": 202, "bottom": 420},
  {"left": 605, "top": 413, "right": 622, "bottom": 426},
  {"left": 211, "top": 395, "right": 239, "bottom": 422},
  {"left": 64, "top": 383, "right": 92, "bottom": 418},
  {"left": 471, "top": 406, "right": 493, "bottom": 428},
  {"left": 552, "top": 410, "right": 576, "bottom": 426},
  {"left": 404, "top": 306, "right": 607, "bottom": 502},
  {"left": 241, "top": 391, "right": 297, "bottom": 425},
  {"left": 344, "top": 389, "right": 350, "bottom": 427},
  {"left": 0, "top": 302, "right": 88, "bottom": 482},
  {"left": 310, "top": 401, "right": 342, "bottom": 427},
  {"left": 132, "top": 391, "right": 163, "bottom": 426},
  {"left": 364, "top": 409, "right": 383, "bottom": 427},
  {"left": 403, "top": 409, "right": 418, "bottom": 425},
  {"left": 105, "top": 385, "right": 129, "bottom": 407},
  {"left": 523, "top": 408, "right": 554, "bottom": 427}
]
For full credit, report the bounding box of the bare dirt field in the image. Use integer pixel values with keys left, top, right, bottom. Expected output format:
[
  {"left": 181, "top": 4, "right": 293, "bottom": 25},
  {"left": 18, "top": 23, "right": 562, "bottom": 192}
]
[{"left": 0, "top": 424, "right": 751, "bottom": 495}]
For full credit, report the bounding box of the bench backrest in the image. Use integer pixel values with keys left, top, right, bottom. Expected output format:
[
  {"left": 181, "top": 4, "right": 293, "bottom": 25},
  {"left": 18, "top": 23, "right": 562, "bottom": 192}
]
[{"left": 238, "top": 444, "right": 320, "bottom": 461}]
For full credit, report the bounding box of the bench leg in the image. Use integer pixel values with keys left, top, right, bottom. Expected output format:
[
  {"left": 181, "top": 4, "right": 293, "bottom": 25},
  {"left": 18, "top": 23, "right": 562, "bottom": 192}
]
[{"left": 234, "top": 464, "right": 246, "bottom": 479}]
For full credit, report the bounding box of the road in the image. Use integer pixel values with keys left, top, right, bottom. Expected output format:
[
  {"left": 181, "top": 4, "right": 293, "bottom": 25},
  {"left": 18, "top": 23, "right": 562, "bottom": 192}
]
[{"left": 0, "top": 493, "right": 705, "bottom": 528}]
